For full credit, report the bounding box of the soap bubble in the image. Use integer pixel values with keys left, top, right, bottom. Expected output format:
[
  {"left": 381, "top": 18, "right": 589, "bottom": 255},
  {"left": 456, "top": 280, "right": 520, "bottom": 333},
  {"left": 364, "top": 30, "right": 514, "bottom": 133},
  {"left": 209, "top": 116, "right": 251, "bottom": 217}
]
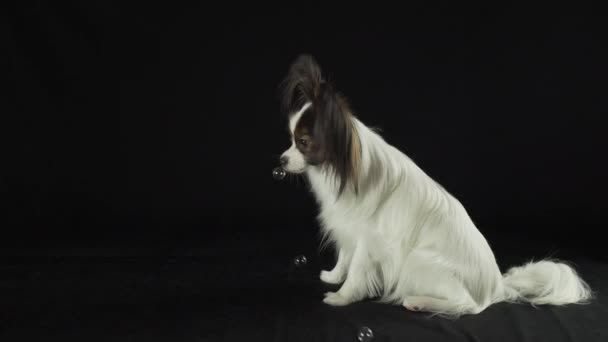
[
  {"left": 357, "top": 326, "right": 374, "bottom": 342},
  {"left": 272, "top": 167, "right": 286, "bottom": 180},
  {"left": 293, "top": 255, "right": 307, "bottom": 266}
]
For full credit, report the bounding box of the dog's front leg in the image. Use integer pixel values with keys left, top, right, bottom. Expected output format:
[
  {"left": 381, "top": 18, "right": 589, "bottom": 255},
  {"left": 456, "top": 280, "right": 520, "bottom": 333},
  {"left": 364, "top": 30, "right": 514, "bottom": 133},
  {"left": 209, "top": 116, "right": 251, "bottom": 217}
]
[
  {"left": 323, "top": 240, "right": 371, "bottom": 306},
  {"left": 320, "top": 247, "right": 351, "bottom": 284}
]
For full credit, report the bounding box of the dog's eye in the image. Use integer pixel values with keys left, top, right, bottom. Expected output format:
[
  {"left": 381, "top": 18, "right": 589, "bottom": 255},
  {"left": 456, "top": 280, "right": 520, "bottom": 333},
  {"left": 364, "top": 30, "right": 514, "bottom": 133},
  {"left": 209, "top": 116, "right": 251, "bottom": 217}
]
[{"left": 299, "top": 139, "right": 308, "bottom": 147}]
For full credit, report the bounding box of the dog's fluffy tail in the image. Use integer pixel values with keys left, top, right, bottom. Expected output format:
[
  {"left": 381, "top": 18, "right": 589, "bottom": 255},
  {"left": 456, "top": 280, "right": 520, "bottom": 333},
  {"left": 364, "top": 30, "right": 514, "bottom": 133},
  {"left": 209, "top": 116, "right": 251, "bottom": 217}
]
[{"left": 501, "top": 259, "right": 593, "bottom": 306}]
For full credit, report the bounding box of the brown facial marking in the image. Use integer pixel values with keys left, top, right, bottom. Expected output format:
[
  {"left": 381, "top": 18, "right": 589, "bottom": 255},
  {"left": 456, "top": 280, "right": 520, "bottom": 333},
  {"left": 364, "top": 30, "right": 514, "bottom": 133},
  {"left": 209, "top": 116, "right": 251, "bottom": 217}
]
[{"left": 293, "top": 108, "right": 323, "bottom": 165}]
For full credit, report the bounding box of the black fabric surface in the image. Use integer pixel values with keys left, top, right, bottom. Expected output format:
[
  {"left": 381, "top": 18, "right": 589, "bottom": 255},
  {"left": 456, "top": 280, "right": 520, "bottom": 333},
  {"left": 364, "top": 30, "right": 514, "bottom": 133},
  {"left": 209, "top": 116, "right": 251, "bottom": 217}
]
[{"left": 1, "top": 228, "right": 607, "bottom": 342}]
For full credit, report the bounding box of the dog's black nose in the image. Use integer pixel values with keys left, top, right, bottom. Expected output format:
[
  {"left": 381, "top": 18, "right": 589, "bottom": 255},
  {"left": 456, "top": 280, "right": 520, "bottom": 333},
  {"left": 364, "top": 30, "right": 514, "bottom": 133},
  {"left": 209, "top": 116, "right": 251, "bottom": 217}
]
[{"left": 280, "top": 156, "right": 288, "bottom": 166}]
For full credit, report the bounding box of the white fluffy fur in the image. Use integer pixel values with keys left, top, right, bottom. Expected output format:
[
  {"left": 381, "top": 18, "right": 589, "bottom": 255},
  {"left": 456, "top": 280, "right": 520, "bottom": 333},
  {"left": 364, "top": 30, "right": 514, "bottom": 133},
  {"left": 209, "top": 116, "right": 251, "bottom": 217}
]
[
  {"left": 281, "top": 102, "right": 593, "bottom": 318},
  {"left": 281, "top": 103, "right": 311, "bottom": 174}
]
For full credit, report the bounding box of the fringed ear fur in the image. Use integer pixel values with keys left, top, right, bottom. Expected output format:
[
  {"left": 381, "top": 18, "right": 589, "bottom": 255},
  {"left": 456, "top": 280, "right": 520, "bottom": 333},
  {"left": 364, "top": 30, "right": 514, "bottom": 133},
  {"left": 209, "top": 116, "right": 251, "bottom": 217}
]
[{"left": 279, "top": 54, "right": 324, "bottom": 116}]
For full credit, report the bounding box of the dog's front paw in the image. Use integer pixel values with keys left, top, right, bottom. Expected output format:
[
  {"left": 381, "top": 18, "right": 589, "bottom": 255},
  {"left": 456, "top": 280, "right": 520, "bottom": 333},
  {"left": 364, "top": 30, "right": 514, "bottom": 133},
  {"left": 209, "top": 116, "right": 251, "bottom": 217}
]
[
  {"left": 323, "top": 292, "right": 352, "bottom": 306},
  {"left": 320, "top": 270, "right": 345, "bottom": 284}
]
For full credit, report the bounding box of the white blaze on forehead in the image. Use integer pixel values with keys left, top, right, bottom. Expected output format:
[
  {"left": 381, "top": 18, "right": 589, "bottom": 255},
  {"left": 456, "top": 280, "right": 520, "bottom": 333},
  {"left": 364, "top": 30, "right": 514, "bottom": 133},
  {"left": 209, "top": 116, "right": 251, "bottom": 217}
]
[{"left": 289, "top": 102, "right": 312, "bottom": 134}]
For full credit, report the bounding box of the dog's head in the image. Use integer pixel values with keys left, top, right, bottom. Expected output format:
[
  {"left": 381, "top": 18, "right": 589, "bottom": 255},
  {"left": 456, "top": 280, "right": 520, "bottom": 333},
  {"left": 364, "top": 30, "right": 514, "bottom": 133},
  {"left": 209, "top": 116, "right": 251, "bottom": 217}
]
[{"left": 277, "top": 54, "right": 360, "bottom": 195}]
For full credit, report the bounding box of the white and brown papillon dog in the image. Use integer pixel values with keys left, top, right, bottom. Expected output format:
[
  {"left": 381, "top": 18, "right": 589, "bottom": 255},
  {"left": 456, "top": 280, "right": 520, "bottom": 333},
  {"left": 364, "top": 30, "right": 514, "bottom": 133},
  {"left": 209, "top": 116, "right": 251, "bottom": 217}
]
[{"left": 277, "top": 54, "right": 592, "bottom": 318}]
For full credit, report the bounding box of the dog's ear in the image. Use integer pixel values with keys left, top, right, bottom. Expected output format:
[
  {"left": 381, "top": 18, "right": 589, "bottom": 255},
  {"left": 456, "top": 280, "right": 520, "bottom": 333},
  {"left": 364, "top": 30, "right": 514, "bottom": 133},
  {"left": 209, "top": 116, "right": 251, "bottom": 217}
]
[
  {"left": 279, "top": 54, "right": 324, "bottom": 115},
  {"left": 314, "top": 82, "right": 361, "bottom": 197}
]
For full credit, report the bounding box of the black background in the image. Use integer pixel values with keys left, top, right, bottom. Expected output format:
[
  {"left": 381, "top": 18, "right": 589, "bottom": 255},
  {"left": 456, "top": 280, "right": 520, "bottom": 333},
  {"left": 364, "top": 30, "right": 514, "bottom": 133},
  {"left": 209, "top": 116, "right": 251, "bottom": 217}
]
[
  {"left": 5, "top": 5, "right": 607, "bottom": 250},
  {"left": 3, "top": 4, "right": 608, "bottom": 341}
]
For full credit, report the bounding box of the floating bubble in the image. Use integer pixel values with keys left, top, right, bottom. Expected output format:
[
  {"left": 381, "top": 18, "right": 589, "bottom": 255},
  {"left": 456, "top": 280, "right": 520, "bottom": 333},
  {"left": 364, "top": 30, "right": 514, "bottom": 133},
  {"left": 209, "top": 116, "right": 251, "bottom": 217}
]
[
  {"left": 272, "top": 167, "right": 286, "bottom": 180},
  {"left": 293, "top": 255, "right": 307, "bottom": 266},
  {"left": 357, "top": 326, "right": 374, "bottom": 342}
]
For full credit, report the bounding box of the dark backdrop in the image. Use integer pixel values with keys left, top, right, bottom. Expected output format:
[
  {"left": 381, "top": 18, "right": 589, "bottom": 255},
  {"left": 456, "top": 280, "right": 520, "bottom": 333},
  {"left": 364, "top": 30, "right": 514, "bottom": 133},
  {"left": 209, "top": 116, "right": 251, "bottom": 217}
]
[{"left": 4, "top": 5, "right": 607, "bottom": 257}]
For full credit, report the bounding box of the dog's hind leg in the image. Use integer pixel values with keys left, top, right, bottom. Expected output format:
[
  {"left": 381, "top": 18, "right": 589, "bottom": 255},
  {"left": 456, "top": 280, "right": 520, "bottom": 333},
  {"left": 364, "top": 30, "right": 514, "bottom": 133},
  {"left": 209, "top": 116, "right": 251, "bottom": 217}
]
[
  {"left": 402, "top": 294, "right": 480, "bottom": 317},
  {"left": 397, "top": 249, "right": 482, "bottom": 317}
]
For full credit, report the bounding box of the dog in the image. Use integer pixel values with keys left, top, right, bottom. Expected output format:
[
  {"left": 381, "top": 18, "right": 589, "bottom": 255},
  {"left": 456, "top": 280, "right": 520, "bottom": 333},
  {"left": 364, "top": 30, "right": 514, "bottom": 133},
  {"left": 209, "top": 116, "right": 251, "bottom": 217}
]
[{"left": 277, "top": 54, "right": 592, "bottom": 318}]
